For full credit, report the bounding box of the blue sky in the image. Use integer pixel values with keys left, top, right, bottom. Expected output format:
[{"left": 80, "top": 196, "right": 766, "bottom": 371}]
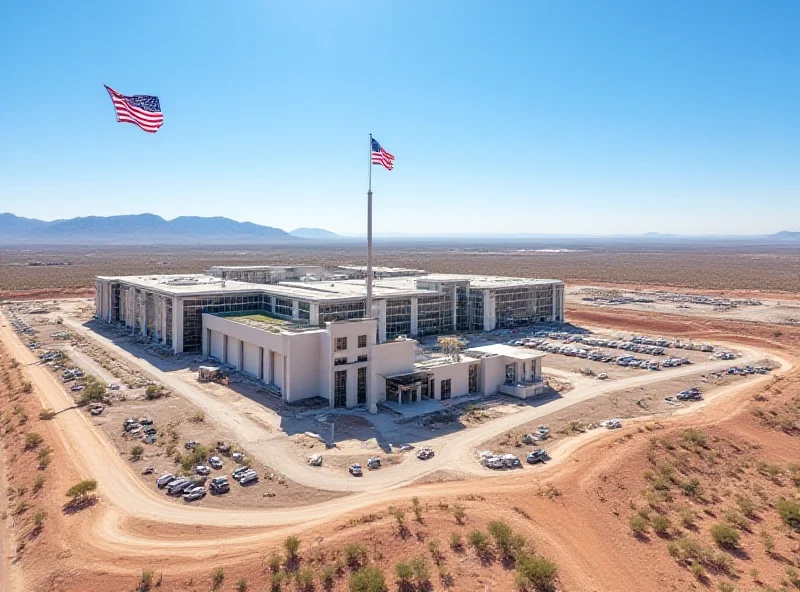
[{"left": 1, "top": 1, "right": 798, "bottom": 235}]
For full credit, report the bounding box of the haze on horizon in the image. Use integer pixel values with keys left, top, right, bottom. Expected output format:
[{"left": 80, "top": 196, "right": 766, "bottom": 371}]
[{"left": 1, "top": 1, "right": 798, "bottom": 236}]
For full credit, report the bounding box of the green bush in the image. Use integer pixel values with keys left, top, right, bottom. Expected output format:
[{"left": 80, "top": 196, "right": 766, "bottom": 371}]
[
  {"left": 79, "top": 375, "right": 106, "bottom": 404},
  {"left": 467, "top": 529, "right": 490, "bottom": 556},
  {"left": 145, "top": 384, "right": 166, "bottom": 400},
  {"left": 295, "top": 568, "right": 314, "bottom": 592},
  {"left": 345, "top": 542, "right": 367, "bottom": 569},
  {"left": 776, "top": 499, "right": 800, "bottom": 531},
  {"left": 236, "top": 578, "right": 247, "bottom": 592},
  {"left": 39, "top": 409, "right": 56, "bottom": 420},
  {"left": 284, "top": 535, "right": 301, "bottom": 560},
  {"left": 349, "top": 566, "right": 387, "bottom": 592},
  {"left": 651, "top": 515, "right": 670, "bottom": 536},
  {"left": 710, "top": 524, "right": 740, "bottom": 549},
  {"left": 395, "top": 561, "right": 412, "bottom": 583},
  {"left": 266, "top": 551, "right": 282, "bottom": 573},
  {"left": 24, "top": 432, "right": 43, "bottom": 450},
  {"left": 410, "top": 557, "right": 429, "bottom": 585},
  {"left": 449, "top": 532, "right": 463, "bottom": 551},
  {"left": 130, "top": 444, "right": 144, "bottom": 459},
  {"left": 629, "top": 515, "right": 648, "bottom": 536},
  {"left": 515, "top": 552, "right": 558, "bottom": 592},
  {"left": 452, "top": 504, "right": 466, "bottom": 524}
]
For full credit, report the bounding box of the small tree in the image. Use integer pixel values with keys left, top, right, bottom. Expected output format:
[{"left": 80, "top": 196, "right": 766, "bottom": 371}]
[
  {"left": 349, "top": 566, "right": 388, "bottom": 592},
  {"left": 39, "top": 409, "right": 56, "bottom": 420},
  {"left": 130, "top": 444, "right": 144, "bottom": 460},
  {"left": 66, "top": 479, "right": 97, "bottom": 501}
]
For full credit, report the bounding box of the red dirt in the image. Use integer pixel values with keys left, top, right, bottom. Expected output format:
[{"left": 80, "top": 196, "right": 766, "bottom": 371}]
[{"left": 0, "top": 287, "right": 95, "bottom": 301}]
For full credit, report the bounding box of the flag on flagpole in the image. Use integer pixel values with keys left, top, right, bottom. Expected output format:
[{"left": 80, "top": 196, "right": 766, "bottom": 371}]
[
  {"left": 371, "top": 138, "right": 394, "bottom": 170},
  {"left": 104, "top": 85, "right": 164, "bottom": 133}
]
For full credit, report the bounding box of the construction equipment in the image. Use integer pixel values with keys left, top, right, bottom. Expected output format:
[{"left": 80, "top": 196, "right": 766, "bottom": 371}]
[{"left": 198, "top": 366, "right": 228, "bottom": 384}]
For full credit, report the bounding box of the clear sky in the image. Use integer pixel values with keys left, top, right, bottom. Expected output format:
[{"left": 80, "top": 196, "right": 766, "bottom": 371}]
[{"left": 1, "top": 1, "right": 798, "bottom": 235}]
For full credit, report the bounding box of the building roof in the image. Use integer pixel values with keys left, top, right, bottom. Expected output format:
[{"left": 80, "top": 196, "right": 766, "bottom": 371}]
[
  {"left": 97, "top": 270, "right": 563, "bottom": 301},
  {"left": 466, "top": 344, "right": 546, "bottom": 360}
]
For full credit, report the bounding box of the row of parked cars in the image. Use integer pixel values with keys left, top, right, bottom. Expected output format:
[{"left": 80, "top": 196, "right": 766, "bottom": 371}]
[
  {"left": 123, "top": 417, "right": 158, "bottom": 444},
  {"left": 728, "top": 365, "right": 771, "bottom": 376},
  {"left": 479, "top": 449, "right": 549, "bottom": 469},
  {"left": 156, "top": 465, "right": 258, "bottom": 501},
  {"left": 8, "top": 314, "right": 34, "bottom": 336}
]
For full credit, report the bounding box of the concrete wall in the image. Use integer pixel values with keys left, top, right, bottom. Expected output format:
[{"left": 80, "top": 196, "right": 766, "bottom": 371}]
[
  {"left": 370, "top": 339, "right": 416, "bottom": 402},
  {"left": 427, "top": 358, "right": 475, "bottom": 400},
  {"left": 242, "top": 342, "right": 260, "bottom": 377},
  {"left": 209, "top": 330, "right": 224, "bottom": 360}
]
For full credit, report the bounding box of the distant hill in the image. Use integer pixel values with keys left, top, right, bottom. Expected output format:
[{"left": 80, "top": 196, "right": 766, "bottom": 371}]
[
  {"left": 289, "top": 227, "right": 341, "bottom": 239},
  {"left": 770, "top": 230, "right": 800, "bottom": 241},
  {"left": 0, "top": 213, "right": 294, "bottom": 245}
]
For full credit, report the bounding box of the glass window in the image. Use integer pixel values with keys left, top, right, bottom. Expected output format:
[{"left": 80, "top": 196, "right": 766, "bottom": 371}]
[
  {"left": 440, "top": 379, "right": 451, "bottom": 400},
  {"left": 357, "top": 367, "right": 366, "bottom": 405},
  {"left": 335, "top": 336, "right": 347, "bottom": 351},
  {"left": 334, "top": 357, "right": 347, "bottom": 366},
  {"left": 334, "top": 370, "right": 347, "bottom": 408},
  {"left": 358, "top": 334, "right": 367, "bottom": 348}
]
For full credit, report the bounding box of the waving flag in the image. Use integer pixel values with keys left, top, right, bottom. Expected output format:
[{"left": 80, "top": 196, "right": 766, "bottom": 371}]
[
  {"left": 104, "top": 85, "right": 164, "bottom": 133},
  {"left": 371, "top": 138, "right": 394, "bottom": 170}
]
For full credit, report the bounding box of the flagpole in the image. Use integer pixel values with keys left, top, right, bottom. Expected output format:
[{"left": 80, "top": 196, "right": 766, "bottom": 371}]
[{"left": 366, "top": 134, "right": 373, "bottom": 327}]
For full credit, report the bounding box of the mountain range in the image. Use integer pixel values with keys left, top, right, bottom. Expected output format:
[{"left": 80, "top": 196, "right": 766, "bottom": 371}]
[{"left": 0, "top": 213, "right": 341, "bottom": 245}]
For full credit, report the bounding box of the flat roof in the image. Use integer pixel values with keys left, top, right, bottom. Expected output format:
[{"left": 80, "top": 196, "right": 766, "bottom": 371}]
[
  {"left": 467, "top": 344, "right": 546, "bottom": 360},
  {"left": 98, "top": 270, "right": 563, "bottom": 301}
]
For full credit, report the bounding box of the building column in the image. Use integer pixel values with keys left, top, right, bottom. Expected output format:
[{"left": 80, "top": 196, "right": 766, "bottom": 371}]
[
  {"left": 292, "top": 299, "right": 300, "bottom": 320},
  {"left": 258, "top": 347, "right": 264, "bottom": 380},
  {"left": 223, "top": 335, "right": 229, "bottom": 364},
  {"left": 483, "top": 289, "right": 496, "bottom": 331},
  {"left": 238, "top": 340, "right": 244, "bottom": 372},
  {"left": 377, "top": 299, "right": 387, "bottom": 343},
  {"left": 309, "top": 303, "right": 319, "bottom": 326},
  {"left": 410, "top": 297, "right": 418, "bottom": 336},
  {"left": 203, "top": 328, "right": 211, "bottom": 358},
  {"left": 171, "top": 297, "right": 183, "bottom": 353}
]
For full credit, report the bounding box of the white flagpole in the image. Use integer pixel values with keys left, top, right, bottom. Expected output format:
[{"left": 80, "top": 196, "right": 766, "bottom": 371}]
[{"left": 366, "top": 133, "right": 373, "bottom": 324}]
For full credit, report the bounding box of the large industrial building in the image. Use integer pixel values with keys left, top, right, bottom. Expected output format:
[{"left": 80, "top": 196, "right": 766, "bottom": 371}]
[{"left": 94, "top": 265, "right": 563, "bottom": 411}]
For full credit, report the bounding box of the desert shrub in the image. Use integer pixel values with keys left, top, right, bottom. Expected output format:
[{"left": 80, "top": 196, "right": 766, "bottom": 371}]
[
  {"left": 690, "top": 561, "right": 705, "bottom": 579},
  {"left": 66, "top": 479, "right": 97, "bottom": 500},
  {"left": 130, "top": 444, "right": 144, "bottom": 459},
  {"left": 411, "top": 496, "right": 423, "bottom": 523},
  {"left": 295, "top": 568, "right": 314, "bottom": 592},
  {"left": 269, "top": 572, "right": 285, "bottom": 592},
  {"left": 468, "top": 529, "right": 490, "bottom": 557},
  {"left": 488, "top": 520, "right": 525, "bottom": 557},
  {"left": 320, "top": 564, "right": 338, "bottom": 590},
  {"left": 32, "top": 509, "right": 46, "bottom": 530},
  {"left": 629, "top": 515, "right": 648, "bottom": 536},
  {"left": 735, "top": 495, "right": 758, "bottom": 519},
  {"left": 680, "top": 478, "right": 703, "bottom": 497},
  {"left": 139, "top": 568, "right": 154, "bottom": 592},
  {"left": 211, "top": 567, "right": 224, "bottom": 589},
  {"left": 395, "top": 561, "right": 412, "bottom": 583},
  {"left": 349, "top": 566, "right": 387, "bottom": 592},
  {"left": 284, "top": 535, "right": 301, "bottom": 560},
  {"left": 22, "top": 381, "right": 32, "bottom": 393},
  {"left": 79, "top": 375, "right": 106, "bottom": 404},
  {"left": 428, "top": 540, "right": 443, "bottom": 565},
  {"left": 410, "top": 557, "right": 430, "bottom": 586},
  {"left": 236, "top": 578, "right": 247, "bottom": 592},
  {"left": 266, "top": 552, "right": 282, "bottom": 573},
  {"left": 515, "top": 552, "right": 558, "bottom": 592},
  {"left": 145, "top": 384, "right": 166, "bottom": 400},
  {"left": 39, "top": 409, "right": 56, "bottom": 420},
  {"left": 452, "top": 504, "right": 466, "bottom": 524},
  {"left": 32, "top": 474, "right": 45, "bottom": 493},
  {"left": 188, "top": 411, "right": 205, "bottom": 423},
  {"left": 651, "top": 515, "right": 670, "bottom": 536},
  {"left": 710, "top": 524, "right": 740, "bottom": 549},
  {"left": 180, "top": 444, "right": 210, "bottom": 472},
  {"left": 776, "top": 499, "right": 800, "bottom": 531},
  {"left": 37, "top": 447, "right": 51, "bottom": 469},
  {"left": 24, "top": 432, "right": 43, "bottom": 450},
  {"left": 345, "top": 542, "right": 367, "bottom": 569},
  {"left": 449, "top": 532, "right": 463, "bottom": 551},
  {"left": 682, "top": 428, "right": 707, "bottom": 448}
]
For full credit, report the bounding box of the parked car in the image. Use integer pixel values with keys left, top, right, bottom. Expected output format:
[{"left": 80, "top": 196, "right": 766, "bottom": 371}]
[
  {"left": 70, "top": 384, "right": 85, "bottom": 392},
  {"left": 237, "top": 470, "right": 258, "bottom": 485},
  {"left": 232, "top": 466, "right": 250, "bottom": 480},
  {"left": 183, "top": 486, "right": 206, "bottom": 502},
  {"left": 308, "top": 454, "right": 323, "bottom": 467},
  {"left": 141, "top": 466, "right": 155, "bottom": 475},
  {"left": 501, "top": 454, "right": 521, "bottom": 468},
  {"left": 195, "top": 465, "right": 211, "bottom": 476},
  {"left": 349, "top": 463, "right": 363, "bottom": 476},
  {"left": 89, "top": 405, "right": 104, "bottom": 416},
  {"left": 140, "top": 418, "right": 154, "bottom": 425},
  {"left": 184, "top": 440, "right": 198, "bottom": 450},
  {"left": 600, "top": 419, "right": 623, "bottom": 430},
  {"left": 367, "top": 457, "right": 381, "bottom": 470},
  {"left": 416, "top": 448, "right": 434, "bottom": 460},
  {"left": 232, "top": 452, "right": 245, "bottom": 463},
  {"left": 526, "top": 449, "right": 548, "bottom": 464},
  {"left": 107, "top": 383, "right": 120, "bottom": 390},
  {"left": 156, "top": 473, "right": 176, "bottom": 488},
  {"left": 143, "top": 434, "right": 157, "bottom": 444},
  {"left": 209, "top": 456, "right": 223, "bottom": 469},
  {"left": 166, "top": 478, "right": 191, "bottom": 495},
  {"left": 210, "top": 477, "right": 230, "bottom": 494}
]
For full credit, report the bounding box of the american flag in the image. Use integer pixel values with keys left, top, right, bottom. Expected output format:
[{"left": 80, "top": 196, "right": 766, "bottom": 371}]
[
  {"left": 104, "top": 85, "right": 164, "bottom": 133},
  {"left": 371, "top": 138, "right": 394, "bottom": 170}
]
